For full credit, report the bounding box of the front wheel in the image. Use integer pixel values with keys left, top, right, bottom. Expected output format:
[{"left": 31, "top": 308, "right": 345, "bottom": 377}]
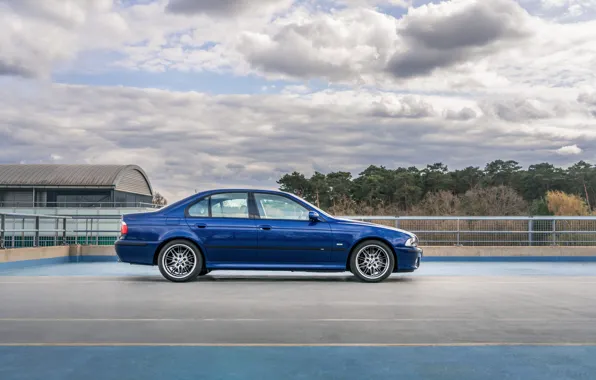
[
  {"left": 157, "top": 240, "right": 203, "bottom": 282},
  {"left": 350, "top": 241, "right": 395, "bottom": 283}
]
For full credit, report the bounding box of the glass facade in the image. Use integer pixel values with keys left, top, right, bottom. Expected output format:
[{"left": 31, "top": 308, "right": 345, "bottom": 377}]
[
  {"left": 113, "top": 191, "right": 152, "bottom": 207},
  {"left": 0, "top": 189, "right": 152, "bottom": 208}
]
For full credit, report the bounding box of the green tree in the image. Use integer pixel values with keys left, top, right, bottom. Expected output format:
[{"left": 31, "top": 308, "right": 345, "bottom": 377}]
[
  {"left": 451, "top": 166, "right": 484, "bottom": 194},
  {"left": 277, "top": 172, "right": 311, "bottom": 199},
  {"left": 309, "top": 172, "right": 329, "bottom": 208},
  {"left": 483, "top": 160, "right": 522, "bottom": 187},
  {"left": 421, "top": 163, "right": 453, "bottom": 196},
  {"left": 326, "top": 171, "right": 353, "bottom": 207}
]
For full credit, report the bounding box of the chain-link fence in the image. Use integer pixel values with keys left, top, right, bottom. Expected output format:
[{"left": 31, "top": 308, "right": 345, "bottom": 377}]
[{"left": 341, "top": 216, "right": 596, "bottom": 246}]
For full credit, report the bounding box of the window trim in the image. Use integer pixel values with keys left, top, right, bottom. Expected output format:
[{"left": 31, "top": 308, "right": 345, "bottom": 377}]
[{"left": 251, "top": 191, "right": 325, "bottom": 222}]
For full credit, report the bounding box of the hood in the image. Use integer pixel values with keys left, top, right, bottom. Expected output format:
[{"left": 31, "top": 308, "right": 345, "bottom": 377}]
[{"left": 332, "top": 217, "right": 415, "bottom": 237}]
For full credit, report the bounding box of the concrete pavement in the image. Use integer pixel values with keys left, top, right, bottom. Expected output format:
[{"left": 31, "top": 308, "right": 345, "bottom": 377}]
[{"left": 1, "top": 262, "right": 595, "bottom": 379}]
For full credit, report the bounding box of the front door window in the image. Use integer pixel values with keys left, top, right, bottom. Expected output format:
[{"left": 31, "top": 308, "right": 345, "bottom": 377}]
[{"left": 253, "top": 193, "right": 309, "bottom": 221}]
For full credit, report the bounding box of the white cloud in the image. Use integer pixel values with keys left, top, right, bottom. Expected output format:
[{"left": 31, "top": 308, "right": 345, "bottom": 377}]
[
  {"left": 539, "top": 0, "right": 596, "bottom": 21},
  {"left": 2, "top": 0, "right": 596, "bottom": 96},
  {"left": 2, "top": 0, "right": 596, "bottom": 201},
  {"left": 237, "top": 7, "right": 398, "bottom": 82},
  {"left": 165, "top": 0, "right": 293, "bottom": 17},
  {"left": 0, "top": 0, "right": 130, "bottom": 77},
  {"left": 1, "top": 82, "right": 595, "bottom": 201},
  {"left": 556, "top": 144, "right": 583, "bottom": 155}
]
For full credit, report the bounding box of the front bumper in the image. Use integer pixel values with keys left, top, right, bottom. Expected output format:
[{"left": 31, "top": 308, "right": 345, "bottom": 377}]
[{"left": 394, "top": 246, "right": 423, "bottom": 272}]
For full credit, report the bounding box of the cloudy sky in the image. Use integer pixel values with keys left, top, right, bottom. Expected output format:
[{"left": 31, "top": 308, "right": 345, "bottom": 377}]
[{"left": 1, "top": 0, "right": 596, "bottom": 201}]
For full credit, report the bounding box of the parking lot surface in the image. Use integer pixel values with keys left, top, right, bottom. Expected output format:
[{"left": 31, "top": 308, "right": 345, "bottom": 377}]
[{"left": 1, "top": 262, "right": 595, "bottom": 379}]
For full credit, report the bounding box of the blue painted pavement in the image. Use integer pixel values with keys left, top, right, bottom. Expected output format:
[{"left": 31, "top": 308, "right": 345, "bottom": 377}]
[
  {"left": 0, "top": 346, "right": 594, "bottom": 380},
  {"left": 1, "top": 261, "right": 596, "bottom": 277}
]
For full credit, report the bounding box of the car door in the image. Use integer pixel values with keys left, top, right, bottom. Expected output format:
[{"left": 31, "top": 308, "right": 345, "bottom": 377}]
[
  {"left": 185, "top": 192, "right": 259, "bottom": 266},
  {"left": 252, "top": 192, "right": 333, "bottom": 265}
]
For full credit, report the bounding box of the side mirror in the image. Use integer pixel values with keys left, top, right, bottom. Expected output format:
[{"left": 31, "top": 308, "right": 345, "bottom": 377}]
[{"left": 308, "top": 211, "right": 320, "bottom": 222}]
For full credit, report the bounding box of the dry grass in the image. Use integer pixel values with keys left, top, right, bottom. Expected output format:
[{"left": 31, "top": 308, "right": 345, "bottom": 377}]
[{"left": 546, "top": 190, "right": 591, "bottom": 216}]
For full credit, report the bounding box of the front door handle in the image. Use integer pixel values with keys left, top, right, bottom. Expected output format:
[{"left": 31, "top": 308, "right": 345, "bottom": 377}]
[
  {"left": 259, "top": 225, "right": 272, "bottom": 231},
  {"left": 195, "top": 223, "right": 207, "bottom": 228}
]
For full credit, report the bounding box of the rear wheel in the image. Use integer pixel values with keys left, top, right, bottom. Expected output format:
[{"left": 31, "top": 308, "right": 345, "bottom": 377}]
[
  {"left": 157, "top": 240, "right": 203, "bottom": 282},
  {"left": 350, "top": 240, "right": 395, "bottom": 283}
]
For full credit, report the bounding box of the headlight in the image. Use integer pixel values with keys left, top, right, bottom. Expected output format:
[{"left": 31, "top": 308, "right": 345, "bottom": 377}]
[{"left": 405, "top": 235, "right": 418, "bottom": 247}]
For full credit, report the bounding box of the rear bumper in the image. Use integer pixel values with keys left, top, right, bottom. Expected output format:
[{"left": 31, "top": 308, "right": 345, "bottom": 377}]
[
  {"left": 114, "top": 239, "right": 157, "bottom": 265},
  {"left": 394, "top": 247, "right": 423, "bottom": 272}
]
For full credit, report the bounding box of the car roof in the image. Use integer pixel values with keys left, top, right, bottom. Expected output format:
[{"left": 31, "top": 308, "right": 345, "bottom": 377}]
[{"left": 202, "top": 188, "right": 291, "bottom": 194}]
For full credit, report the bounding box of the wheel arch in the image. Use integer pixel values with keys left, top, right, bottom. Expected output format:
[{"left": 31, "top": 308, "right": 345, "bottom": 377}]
[
  {"left": 345, "top": 237, "right": 398, "bottom": 272},
  {"left": 153, "top": 237, "right": 206, "bottom": 268}
]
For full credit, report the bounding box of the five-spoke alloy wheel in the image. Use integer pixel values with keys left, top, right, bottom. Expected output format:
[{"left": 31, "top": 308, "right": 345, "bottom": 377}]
[
  {"left": 157, "top": 239, "right": 203, "bottom": 282},
  {"left": 350, "top": 240, "right": 395, "bottom": 283}
]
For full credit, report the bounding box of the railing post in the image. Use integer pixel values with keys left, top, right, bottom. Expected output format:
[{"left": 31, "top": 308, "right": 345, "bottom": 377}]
[
  {"left": 12, "top": 217, "right": 15, "bottom": 248},
  {"left": 395, "top": 217, "right": 400, "bottom": 229},
  {"left": 0, "top": 214, "right": 4, "bottom": 249},
  {"left": 552, "top": 219, "right": 556, "bottom": 246},
  {"left": 457, "top": 218, "right": 461, "bottom": 246},
  {"left": 528, "top": 218, "right": 533, "bottom": 247},
  {"left": 54, "top": 218, "right": 58, "bottom": 247},
  {"left": 34, "top": 216, "right": 39, "bottom": 247},
  {"left": 62, "top": 218, "right": 67, "bottom": 245}
]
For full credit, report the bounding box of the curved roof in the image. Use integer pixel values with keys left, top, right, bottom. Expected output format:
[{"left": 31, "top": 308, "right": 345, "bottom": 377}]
[{"left": 0, "top": 165, "right": 153, "bottom": 195}]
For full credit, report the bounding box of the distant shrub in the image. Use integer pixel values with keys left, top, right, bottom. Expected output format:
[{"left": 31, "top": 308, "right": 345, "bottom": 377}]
[
  {"left": 410, "top": 190, "right": 461, "bottom": 216},
  {"left": 461, "top": 185, "right": 528, "bottom": 216},
  {"left": 530, "top": 198, "right": 552, "bottom": 216},
  {"left": 546, "top": 190, "right": 591, "bottom": 216}
]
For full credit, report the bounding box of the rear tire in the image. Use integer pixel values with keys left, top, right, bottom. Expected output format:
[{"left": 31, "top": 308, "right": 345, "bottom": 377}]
[
  {"left": 157, "top": 240, "right": 203, "bottom": 283},
  {"left": 350, "top": 240, "right": 395, "bottom": 283}
]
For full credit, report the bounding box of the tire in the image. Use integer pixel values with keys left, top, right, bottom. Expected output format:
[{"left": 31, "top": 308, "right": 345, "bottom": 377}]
[
  {"left": 157, "top": 239, "right": 203, "bottom": 283},
  {"left": 349, "top": 240, "right": 395, "bottom": 283}
]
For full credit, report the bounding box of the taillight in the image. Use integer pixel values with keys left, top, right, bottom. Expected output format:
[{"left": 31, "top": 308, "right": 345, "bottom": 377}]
[{"left": 120, "top": 221, "right": 128, "bottom": 235}]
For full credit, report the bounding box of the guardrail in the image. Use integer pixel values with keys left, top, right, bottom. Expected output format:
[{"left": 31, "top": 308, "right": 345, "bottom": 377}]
[
  {"left": 0, "top": 202, "right": 160, "bottom": 208},
  {"left": 341, "top": 216, "right": 596, "bottom": 246},
  {"left": 0, "top": 213, "right": 70, "bottom": 249},
  {"left": 3, "top": 213, "right": 596, "bottom": 248},
  {"left": 0, "top": 213, "right": 125, "bottom": 249}
]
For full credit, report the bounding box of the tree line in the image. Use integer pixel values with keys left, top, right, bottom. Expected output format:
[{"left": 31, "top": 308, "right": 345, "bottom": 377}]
[{"left": 277, "top": 160, "right": 596, "bottom": 216}]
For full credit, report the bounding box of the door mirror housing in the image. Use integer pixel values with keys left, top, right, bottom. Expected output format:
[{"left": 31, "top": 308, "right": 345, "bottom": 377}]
[{"left": 308, "top": 211, "right": 320, "bottom": 222}]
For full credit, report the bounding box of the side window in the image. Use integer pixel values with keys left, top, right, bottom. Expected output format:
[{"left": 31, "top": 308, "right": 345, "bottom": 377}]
[
  {"left": 188, "top": 198, "right": 209, "bottom": 217},
  {"left": 210, "top": 193, "right": 249, "bottom": 218},
  {"left": 254, "top": 193, "right": 309, "bottom": 220}
]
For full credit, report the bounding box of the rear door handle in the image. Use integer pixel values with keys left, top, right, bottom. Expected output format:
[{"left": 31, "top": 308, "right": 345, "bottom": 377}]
[
  {"left": 259, "top": 225, "right": 272, "bottom": 231},
  {"left": 195, "top": 223, "right": 207, "bottom": 228}
]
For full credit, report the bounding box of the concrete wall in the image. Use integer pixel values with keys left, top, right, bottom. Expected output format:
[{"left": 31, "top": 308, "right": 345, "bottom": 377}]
[
  {"left": 0, "top": 245, "right": 118, "bottom": 269},
  {"left": 423, "top": 246, "right": 596, "bottom": 257},
  {"left": 69, "top": 245, "right": 116, "bottom": 258},
  {"left": 2, "top": 245, "right": 596, "bottom": 269},
  {"left": 0, "top": 246, "right": 70, "bottom": 264}
]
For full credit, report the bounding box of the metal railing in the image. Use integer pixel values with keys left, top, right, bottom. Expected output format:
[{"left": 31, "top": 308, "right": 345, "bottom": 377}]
[
  {"left": 0, "top": 212, "right": 125, "bottom": 249},
  {"left": 341, "top": 216, "right": 596, "bottom": 246},
  {"left": 0, "top": 201, "right": 160, "bottom": 208},
  {"left": 3, "top": 213, "right": 596, "bottom": 249},
  {"left": 0, "top": 213, "right": 70, "bottom": 249}
]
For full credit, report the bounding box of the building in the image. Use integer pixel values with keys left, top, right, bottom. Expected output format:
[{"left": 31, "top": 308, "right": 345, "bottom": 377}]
[{"left": 0, "top": 164, "right": 153, "bottom": 208}]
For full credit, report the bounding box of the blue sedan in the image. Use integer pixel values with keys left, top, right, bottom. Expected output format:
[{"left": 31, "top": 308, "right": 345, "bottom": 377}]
[{"left": 115, "top": 189, "right": 422, "bottom": 282}]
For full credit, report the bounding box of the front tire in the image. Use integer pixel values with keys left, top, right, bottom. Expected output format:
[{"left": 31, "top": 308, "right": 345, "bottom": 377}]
[
  {"left": 350, "top": 240, "right": 395, "bottom": 283},
  {"left": 157, "top": 240, "right": 203, "bottom": 283}
]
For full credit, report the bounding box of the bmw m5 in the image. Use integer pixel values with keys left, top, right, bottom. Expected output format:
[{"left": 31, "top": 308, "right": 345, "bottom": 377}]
[{"left": 115, "top": 189, "right": 422, "bottom": 282}]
